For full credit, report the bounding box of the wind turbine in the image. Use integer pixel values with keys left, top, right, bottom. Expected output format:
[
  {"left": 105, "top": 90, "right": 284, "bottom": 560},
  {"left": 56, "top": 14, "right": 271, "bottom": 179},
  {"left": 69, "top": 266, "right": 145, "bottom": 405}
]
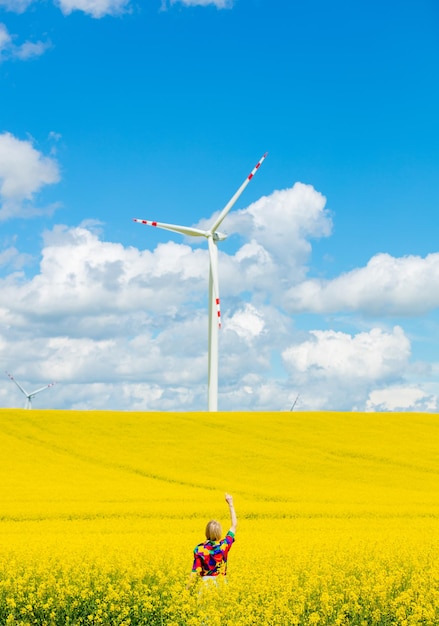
[
  {"left": 134, "top": 153, "right": 268, "bottom": 412},
  {"left": 6, "top": 372, "right": 56, "bottom": 409}
]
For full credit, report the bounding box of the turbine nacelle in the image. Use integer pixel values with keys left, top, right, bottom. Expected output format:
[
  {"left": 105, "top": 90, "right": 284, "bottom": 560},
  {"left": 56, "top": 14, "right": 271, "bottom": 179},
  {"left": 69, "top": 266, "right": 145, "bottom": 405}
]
[{"left": 211, "top": 231, "right": 227, "bottom": 242}]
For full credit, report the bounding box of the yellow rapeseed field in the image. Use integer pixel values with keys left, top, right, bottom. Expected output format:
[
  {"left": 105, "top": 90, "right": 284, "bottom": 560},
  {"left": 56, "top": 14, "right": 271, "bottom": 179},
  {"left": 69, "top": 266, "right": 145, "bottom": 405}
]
[{"left": 1, "top": 409, "right": 439, "bottom": 625}]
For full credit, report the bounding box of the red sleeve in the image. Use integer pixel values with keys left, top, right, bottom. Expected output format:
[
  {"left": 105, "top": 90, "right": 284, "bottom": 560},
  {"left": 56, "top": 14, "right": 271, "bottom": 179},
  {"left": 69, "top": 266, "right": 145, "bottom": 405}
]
[
  {"left": 192, "top": 549, "right": 202, "bottom": 573},
  {"left": 221, "top": 532, "right": 235, "bottom": 555}
]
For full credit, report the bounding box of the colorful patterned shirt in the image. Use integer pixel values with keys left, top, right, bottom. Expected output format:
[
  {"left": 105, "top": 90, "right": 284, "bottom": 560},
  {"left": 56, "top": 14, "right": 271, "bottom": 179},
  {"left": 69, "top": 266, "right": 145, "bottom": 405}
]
[{"left": 192, "top": 530, "right": 235, "bottom": 577}]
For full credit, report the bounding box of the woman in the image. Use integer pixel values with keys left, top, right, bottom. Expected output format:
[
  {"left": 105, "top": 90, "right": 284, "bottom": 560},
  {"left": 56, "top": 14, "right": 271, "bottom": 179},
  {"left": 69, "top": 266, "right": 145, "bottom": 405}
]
[{"left": 187, "top": 493, "right": 238, "bottom": 587}]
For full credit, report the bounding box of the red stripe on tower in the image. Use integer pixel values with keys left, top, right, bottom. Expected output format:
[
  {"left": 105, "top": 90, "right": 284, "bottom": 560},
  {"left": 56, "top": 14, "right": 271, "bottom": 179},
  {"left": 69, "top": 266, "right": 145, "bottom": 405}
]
[{"left": 216, "top": 298, "right": 221, "bottom": 328}]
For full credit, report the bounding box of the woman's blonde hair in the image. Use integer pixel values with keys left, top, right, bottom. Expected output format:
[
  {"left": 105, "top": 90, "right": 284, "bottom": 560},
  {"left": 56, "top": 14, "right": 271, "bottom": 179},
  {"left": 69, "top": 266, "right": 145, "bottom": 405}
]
[{"left": 205, "top": 519, "right": 222, "bottom": 541}]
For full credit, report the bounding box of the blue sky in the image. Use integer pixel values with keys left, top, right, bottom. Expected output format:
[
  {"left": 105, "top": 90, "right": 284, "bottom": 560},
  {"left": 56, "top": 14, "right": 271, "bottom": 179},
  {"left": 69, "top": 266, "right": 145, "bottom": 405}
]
[{"left": 0, "top": 0, "right": 438, "bottom": 411}]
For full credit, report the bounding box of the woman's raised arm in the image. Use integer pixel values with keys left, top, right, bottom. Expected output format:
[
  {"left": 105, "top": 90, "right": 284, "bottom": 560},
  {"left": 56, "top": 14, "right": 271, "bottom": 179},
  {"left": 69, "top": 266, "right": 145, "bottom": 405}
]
[{"left": 225, "top": 493, "right": 237, "bottom": 533}]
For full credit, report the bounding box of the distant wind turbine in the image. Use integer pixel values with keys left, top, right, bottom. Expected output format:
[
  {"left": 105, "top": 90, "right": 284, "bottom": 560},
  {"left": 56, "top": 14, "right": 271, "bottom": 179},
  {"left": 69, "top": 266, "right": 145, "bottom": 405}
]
[
  {"left": 134, "top": 153, "right": 268, "bottom": 411},
  {"left": 290, "top": 394, "right": 300, "bottom": 411},
  {"left": 6, "top": 372, "right": 56, "bottom": 409}
]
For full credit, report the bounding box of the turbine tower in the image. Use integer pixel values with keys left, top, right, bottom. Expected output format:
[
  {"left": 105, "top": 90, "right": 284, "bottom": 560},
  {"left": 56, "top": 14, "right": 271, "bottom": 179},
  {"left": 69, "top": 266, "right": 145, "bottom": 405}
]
[
  {"left": 134, "top": 153, "right": 268, "bottom": 411},
  {"left": 6, "top": 372, "right": 56, "bottom": 409}
]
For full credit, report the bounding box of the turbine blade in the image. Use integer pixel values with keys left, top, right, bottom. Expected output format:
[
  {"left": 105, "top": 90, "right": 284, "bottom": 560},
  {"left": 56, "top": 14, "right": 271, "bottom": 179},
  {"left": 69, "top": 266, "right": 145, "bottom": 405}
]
[
  {"left": 133, "top": 219, "right": 208, "bottom": 238},
  {"left": 30, "top": 382, "right": 56, "bottom": 396},
  {"left": 209, "top": 152, "right": 268, "bottom": 234},
  {"left": 207, "top": 237, "right": 221, "bottom": 329},
  {"left": 5, "top": 371, "right": 28, "bottom": 397}
]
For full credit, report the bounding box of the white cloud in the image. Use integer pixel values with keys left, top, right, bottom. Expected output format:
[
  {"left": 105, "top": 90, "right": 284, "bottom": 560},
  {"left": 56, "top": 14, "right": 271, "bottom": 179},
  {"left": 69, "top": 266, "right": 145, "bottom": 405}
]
[
  {"left": 13, "top": 39, "right": 51, "bottom": 60},
  {"left": 0, "top": 0, "right": 33, "bottom": 12},
  {"left": 210, "top": 183, "right": 332, "bottom": 279},
  {"left": 280, "top": 326, "right": 418, "bottom": 411},
  {"left": 219, "top": 375, "right": 293, "bottom": 411},
  {"left": 1, "top": 0, "right": 232, "bottom": 13},
  {"left": 0, "top": 132, "right": 60, "bottom": 220},
  {"left": 282, "top": 326, "right": 410, "bottom": 380},
  {"left": 366, "top": 386, "right": 437, "bottom": 412},
  {"left": 0, "top": 246, "right": 33, "bottom": 270},
  {"left": 195, "top": 183, "right": 332, "bottom": 308},
  {"left": 26, "top": 225, "right": 207, "bottom": 316},
  {"left": 56, "top": 0, "right": 130, "bottom": 17},
  {"left": 1, "top": 222, "right": 290, "bottom": 410},
  {"left": 167, "top": 0, "right": 232, "bottom": 7},
  {"left": 226, "top": 303, "right": 265, "bottom": 341},
  {"left": 286, "top": 252, "right": 439, "bottom": 316},
  {"left": 0, "top": 23, "right": 49, "bottom": 62},
  {"left": 0, "top": 24, "right": 12, "bottom": 51},
  {"left": 0, "top": 0, "right": 130, "bottom": 16}
]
